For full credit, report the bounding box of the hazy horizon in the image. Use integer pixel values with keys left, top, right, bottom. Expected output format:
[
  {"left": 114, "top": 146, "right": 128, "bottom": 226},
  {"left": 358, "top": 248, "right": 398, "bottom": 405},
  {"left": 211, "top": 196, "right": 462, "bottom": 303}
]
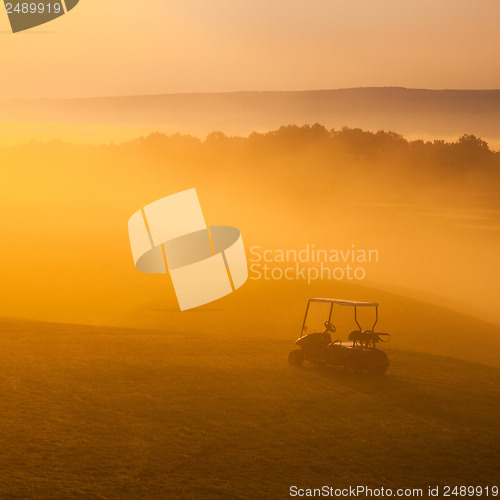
[
  {"left": 4, "top": 85, "right": 500, "bottom": 102},
  {"left": 3, "top": 87, "right": 500, "bottom": 150},
  {"left": 2, "top": 0, "right": 500, "bottom": 99}
]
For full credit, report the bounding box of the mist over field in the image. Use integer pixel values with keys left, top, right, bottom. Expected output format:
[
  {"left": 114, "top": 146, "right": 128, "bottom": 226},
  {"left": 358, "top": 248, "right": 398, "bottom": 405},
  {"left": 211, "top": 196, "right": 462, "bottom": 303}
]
[
  {"left": 1, "top": 120, "right": 500, "bottom": 498},
  {"left": 1, "top": 124, "right": 498, "bottom": 326}
]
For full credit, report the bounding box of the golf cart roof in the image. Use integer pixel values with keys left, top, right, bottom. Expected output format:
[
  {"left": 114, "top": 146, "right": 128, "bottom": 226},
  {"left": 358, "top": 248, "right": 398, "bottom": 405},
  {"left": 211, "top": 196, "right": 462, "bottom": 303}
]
[{"left": 309, "top": 298, "right": 379, "bottom": 307}]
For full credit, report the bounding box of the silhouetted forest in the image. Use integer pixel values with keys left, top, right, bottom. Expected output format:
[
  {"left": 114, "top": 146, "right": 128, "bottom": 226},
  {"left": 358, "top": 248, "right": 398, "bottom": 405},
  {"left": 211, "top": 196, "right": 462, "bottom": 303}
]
[
  {"left": 124, "top": 124, "right": 499, "bottom": 169},
  {"left": 110, "top": 125, "right": 499, "bottom": 205},
  {"left": 5, "top": 88, "right": 500, "bottom": 147},
  {"left": 2, "top": 125, "right": 499, "bottom": 209}
]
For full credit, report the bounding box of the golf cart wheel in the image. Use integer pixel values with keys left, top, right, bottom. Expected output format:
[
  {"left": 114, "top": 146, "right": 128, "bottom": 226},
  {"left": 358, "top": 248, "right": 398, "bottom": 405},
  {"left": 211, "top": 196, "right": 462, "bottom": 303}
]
[
  {"left": 343, "top": 358, "right": 361, "bottom": 375},
  {"left": 289, "top": 349, "right": 305, "bottom": 366}
]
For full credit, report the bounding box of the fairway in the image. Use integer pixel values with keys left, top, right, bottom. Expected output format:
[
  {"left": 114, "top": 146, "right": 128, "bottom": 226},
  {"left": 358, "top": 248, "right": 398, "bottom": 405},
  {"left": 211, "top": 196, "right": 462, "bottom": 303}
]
[{"left": 0, "top": 317, "right": 499, "bottom": 499}]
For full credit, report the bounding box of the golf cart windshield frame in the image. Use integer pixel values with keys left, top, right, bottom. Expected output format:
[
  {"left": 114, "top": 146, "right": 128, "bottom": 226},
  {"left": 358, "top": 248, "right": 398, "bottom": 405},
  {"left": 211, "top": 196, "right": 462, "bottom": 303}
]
[{"left": 300, "top": 298, "right": 379, "bottom": 337}]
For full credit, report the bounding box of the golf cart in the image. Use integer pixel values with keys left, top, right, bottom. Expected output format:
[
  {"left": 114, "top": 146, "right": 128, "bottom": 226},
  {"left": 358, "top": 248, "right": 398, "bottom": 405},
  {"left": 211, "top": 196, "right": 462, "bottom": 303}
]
[{"left": 289, "top": 298, "right": 391, "bottom": 375}]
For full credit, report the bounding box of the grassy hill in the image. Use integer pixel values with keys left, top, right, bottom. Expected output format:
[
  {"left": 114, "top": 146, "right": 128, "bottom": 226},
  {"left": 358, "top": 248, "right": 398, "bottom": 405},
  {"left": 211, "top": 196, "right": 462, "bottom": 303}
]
[
  {"left": 1, "top": 295, "right": 499, "bottom": 498},
  {"left": 116, "top": 278, "right": 500, "bottom": 369}
]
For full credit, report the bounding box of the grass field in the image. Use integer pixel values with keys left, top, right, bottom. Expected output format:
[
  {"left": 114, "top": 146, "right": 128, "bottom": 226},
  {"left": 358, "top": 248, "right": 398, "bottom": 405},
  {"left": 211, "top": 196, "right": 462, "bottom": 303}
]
[{"left": 0, "top": 309, "right": 499, "bottom": 499}]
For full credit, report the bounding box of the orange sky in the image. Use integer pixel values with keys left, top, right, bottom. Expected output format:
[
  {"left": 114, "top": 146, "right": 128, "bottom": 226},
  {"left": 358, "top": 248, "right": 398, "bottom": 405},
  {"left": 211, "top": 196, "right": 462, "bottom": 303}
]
[{"left": 1, "top": 0, "right": 500, "bottom": 99}]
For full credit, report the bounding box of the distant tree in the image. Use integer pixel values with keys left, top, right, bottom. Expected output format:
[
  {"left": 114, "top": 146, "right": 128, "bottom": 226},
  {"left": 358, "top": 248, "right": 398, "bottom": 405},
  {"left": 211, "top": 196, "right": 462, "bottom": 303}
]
[
  {"left": 457, "top": 134, "right": 489, "bottom": 151},
  {"left": 205, "top": 131, "right": 228, "bottom": 144}
]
